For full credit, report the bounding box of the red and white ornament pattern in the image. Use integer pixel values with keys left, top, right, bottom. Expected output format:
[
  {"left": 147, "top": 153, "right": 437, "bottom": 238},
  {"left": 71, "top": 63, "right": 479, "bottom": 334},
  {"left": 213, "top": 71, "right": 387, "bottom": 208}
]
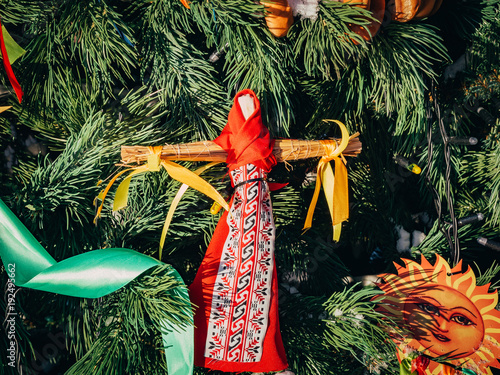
[{"left": 205, "top": 164, "right": 275, "bottom": 362}]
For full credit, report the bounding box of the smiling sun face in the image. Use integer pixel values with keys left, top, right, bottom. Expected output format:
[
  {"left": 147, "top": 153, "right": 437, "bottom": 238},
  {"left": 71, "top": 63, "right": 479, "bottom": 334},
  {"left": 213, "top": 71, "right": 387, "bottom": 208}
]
[
  {"left": 404, "top": 284, "right": 485, "bottom": 358},
  {"left": 375, "top": 255, "right": 500, "bottom": 375}
]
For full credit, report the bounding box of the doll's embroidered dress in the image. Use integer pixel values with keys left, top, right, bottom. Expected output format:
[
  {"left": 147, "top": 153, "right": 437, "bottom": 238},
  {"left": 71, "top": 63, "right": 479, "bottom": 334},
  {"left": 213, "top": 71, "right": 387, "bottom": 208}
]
[{"left": 189, "top": 89, "right": 288, "bottom": 373}]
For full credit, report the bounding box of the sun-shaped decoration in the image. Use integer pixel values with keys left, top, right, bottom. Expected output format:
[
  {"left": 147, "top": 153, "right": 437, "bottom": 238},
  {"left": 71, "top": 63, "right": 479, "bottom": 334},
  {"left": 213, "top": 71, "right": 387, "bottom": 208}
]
[{"left": 374, "top": 254, "right": 500, "bottom": 375}]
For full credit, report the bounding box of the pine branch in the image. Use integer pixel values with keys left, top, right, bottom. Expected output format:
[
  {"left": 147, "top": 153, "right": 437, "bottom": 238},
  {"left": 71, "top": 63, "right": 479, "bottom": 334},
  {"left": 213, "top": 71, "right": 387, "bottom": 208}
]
[
  {"left": 475, "top": 260, "right": 500, "bottom": 288},
  {"left": 276, "top": 230, "right": 351, "bottom": 296},
  {"left": 292, "top": 2, "right": 372, "bottom": 80},
  {"left": 132, "top": 0, "right": 228, "bottom": 140},
  {"left": 58, "top": 0, "right": 137, "bottom": 92},
  {"left": 279, "top": 294, "right": 365, "bottom": 375},
  {"left": 221, "top": 23, "right": 297, "bottom": 137},
  {"left": 11, "top": 89, "right": 163, "bottom": 257},
  {"left": 0, "top": 1, "right": 42, "bottom": 25},
  {"left": 459, "top": 129, "right": 500, "bottom": 227},
  {"left": 367, "top": 23, "right": 449, "bottom": 152},
  {"left": 65, "top": 264, "right": 192, "bottom": 375},
  {"left": 63, "top": 298, "right": 98, "bottom": 361},
  {"left": 468, "top": 4, "right": 500, "bottom": 74},
  {"left": 101, "top": 169, "right": 218, "bottom": 261},
  {"left": 322, "top": 285, "right": 398, "bottom": 372},
  {"left": 19, "top": 0, "right": 137, "bottom": 116},
  {"left": 189, "top": 0, "right": 298, "bottom": 136}
]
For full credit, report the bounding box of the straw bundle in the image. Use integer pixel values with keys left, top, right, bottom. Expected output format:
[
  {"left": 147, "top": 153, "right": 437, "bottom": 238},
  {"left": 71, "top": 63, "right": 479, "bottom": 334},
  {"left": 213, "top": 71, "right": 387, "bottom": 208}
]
[{"left": 120, "top": 135, "right": 362, "bottom": 165}]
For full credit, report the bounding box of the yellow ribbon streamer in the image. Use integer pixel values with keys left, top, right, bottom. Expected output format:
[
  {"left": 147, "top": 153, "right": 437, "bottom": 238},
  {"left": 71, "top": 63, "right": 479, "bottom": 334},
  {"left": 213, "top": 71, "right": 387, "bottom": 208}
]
[
  {"left": 159, "top": 162, "right": 221, "bottom": 260},
  {"left": 160, "top": 160, "right": 228, "bottom": 211},
  {"left": 113, "top": 165, "right": 150, "bottom": 211},
  {"left": 302, "top": 120, "right": 350, "bottom": 241},
  {"left": 94, "top": 147, "right": 229, "bottom": 226},
  {"left": 94, "top": 167, "right": 137, "bottom": 222}
]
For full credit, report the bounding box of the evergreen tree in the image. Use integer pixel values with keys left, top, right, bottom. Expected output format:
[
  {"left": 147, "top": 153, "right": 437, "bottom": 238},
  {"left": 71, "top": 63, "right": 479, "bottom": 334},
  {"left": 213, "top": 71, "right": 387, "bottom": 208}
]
[{"left": 1, "top": 0, "right": 500, "bottom": 374}]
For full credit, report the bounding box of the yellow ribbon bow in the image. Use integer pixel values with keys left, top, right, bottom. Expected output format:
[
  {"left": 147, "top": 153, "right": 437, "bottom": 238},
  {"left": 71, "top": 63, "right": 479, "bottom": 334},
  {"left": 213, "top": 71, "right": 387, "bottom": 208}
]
[
  {"left": 302, "top": 120, "right": 350, "bottom": 241},
  {"left": 94, "top": 146, "right": 229, "bottom": 228}
]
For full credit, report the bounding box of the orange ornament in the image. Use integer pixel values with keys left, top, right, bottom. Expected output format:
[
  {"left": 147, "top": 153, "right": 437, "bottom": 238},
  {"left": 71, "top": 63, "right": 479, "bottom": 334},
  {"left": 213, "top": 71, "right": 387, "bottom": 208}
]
[
  {"left": 261, "top": 0, "right": 294, "bottom": 38},
  {"left": 387, "top": 0, "right": 421, "bottom": 22},
  {"left": 414, "top": 0, "right": 443, "bottom": 20},
  {"left": 403, "top": 284, "right": 485, "bottom": 359},
  {"left": 344, "top": 0, "right": 385, "bottom": 42},
  {"left": 412, "top": 0, "right": 436, "bottom": 19},
  {"left": 387, "top": 0, "right": 442, "bottom": 22},
  {"left": 428, "top": 0, "right": 443, "bottom": 17},
  {"left": 375, "top": 255, "right": 500, "bottom": 375}
]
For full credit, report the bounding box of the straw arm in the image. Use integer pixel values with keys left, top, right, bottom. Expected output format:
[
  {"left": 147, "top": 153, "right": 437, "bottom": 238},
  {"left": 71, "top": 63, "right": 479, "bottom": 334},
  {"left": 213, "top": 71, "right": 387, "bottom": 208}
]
[{"left": 120, "top": 136, "right": 362, "bottom": 165}]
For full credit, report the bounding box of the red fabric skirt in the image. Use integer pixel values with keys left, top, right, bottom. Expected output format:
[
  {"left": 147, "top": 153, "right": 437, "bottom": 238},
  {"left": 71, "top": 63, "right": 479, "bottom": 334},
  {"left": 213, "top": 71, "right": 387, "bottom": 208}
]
[{"left": 189, "top": 166, "right": 288, "bottom": 373}]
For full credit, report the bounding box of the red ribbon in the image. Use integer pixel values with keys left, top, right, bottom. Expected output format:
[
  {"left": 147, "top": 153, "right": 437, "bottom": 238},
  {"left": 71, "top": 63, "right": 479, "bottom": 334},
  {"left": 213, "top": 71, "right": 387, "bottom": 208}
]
[
  {"left": 0, "top": 20, "right": 23, "bottom": 103},
  {"left": 268, "top": 182, "right": 288, "bottom": 191},
  {"left": 411, "top": 355, "right": 430, "bottom": 375}
]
